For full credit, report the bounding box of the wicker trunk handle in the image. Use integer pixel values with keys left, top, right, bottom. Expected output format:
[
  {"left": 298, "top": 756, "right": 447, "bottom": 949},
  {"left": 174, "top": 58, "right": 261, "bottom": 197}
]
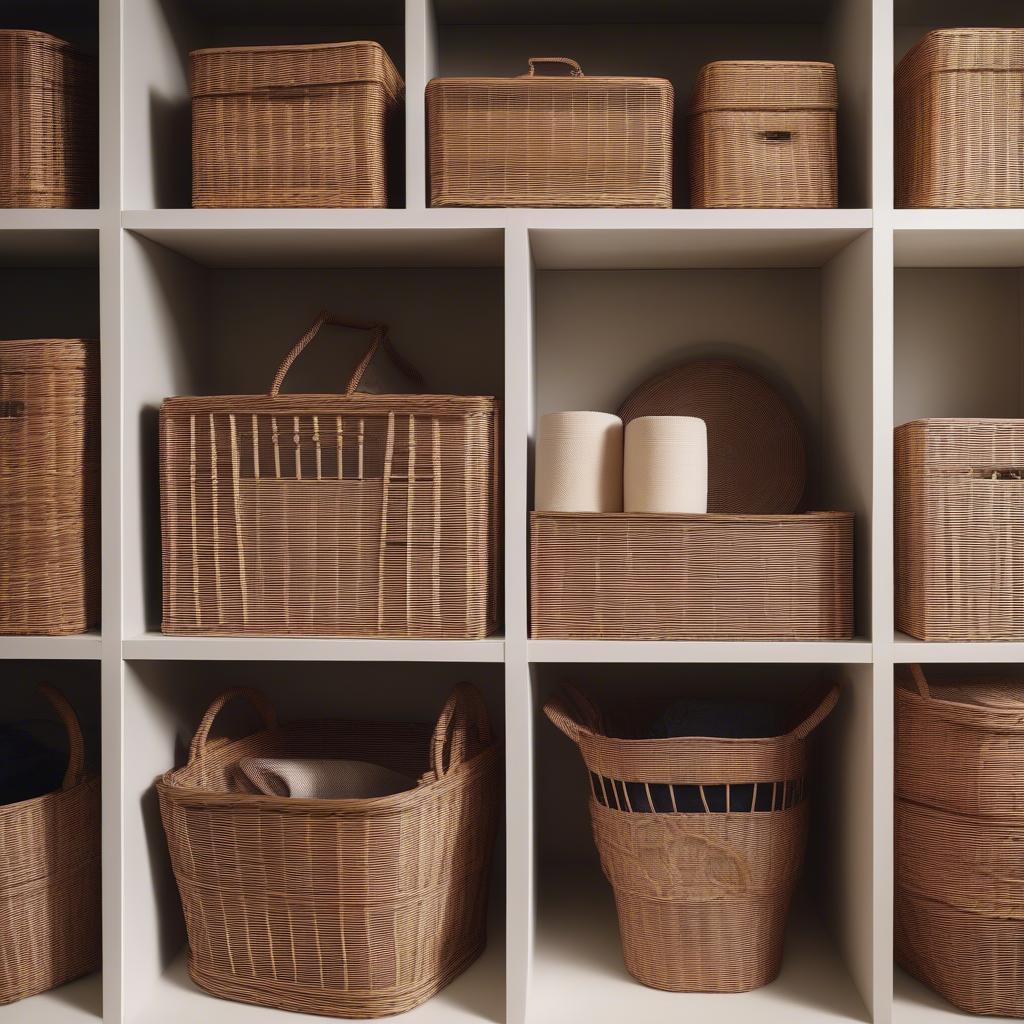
[
  {"left": 788, "top": 686, "right": 840, "bottom": 740},
  {"left": 431, "top": 683, "right": 493, "bottom": 778},
  {"left": 37, "top": 684, "right": 87, "bottom": 790},
  {"left": 189, "top": 688, "right": 279, "bottom": 764},
  {"left": 542, "top": 684, "right": 603, "bottom": 745},
  {"left": 526, "top": 57, "right": 583, "bottom": 77},
  {"left": 908, "top": 664, "right": 930, "bottom": 699}
]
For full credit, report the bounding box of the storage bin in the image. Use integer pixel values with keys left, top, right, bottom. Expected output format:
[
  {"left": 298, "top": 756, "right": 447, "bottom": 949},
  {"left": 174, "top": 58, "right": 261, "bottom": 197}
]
[
  {"left": 689, "top": 61, "right": 838, "bottom": 209},
  {"left": 0, "top": 30, "right": 97, "bottom": 208},
  {"left": 530, "top": 511, "right": 853, "bottom": 640},
  {"left": 160, "top": 313, "right": 500, "bottom": 638},
  {"left": 896, "top": 29, "right": 1024, "bottom": 208},
  {"left": 895, "top": 418, "right": 1024, "bottom": 640},
  {"left": 544, "top": 684, "right": 838, "bottom": 992},
  {"left": 191, "top": 41, "right": 403, "bottom": 208},
  {"left": 427, "top": 57, "right": 673, "bottom": 208},
  {"left": 0, "top": 685, "right": 101, "bottom": 1005},
  {"left": 157, "top": 684, "right": 500, "bottom": 1018},
  {"left": 0, "top": 338, "right": 100, "bottom": 635},
  {"left": 896, "top": 665, "right": 1024, "bottom": 1017}
]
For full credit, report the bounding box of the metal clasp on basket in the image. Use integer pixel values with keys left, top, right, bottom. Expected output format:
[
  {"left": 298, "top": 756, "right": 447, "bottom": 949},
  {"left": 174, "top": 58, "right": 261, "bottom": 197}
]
[
  {"left": 0, "top": 400, "right": 25, "bottom": 418},
  {"left": 759, "top": 130, "right": 793, "bottom": 143}
]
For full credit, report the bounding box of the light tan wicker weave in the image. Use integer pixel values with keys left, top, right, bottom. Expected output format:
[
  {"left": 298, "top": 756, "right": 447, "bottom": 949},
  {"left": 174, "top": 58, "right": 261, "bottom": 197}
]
[
  {"left": 160, "top": 313, "right": 499, "bottom": 637},
  {"left": 0, "top": 339, "right": 100, "bottom": 635},
  {"left": 895, "top": 418, "right": 1024, "bottom": 641},
  {"left": 0, "top": 30, "right": 97, "bottom": 208},
  {"left": 689, "top": 61, "right": 837, "bottom": 209},
  {"left": 0, "top": 685, "right": 101, "bottom": 1005},
  {"left": 896, "top": 665, "right": 1024, "bottom": 1017},
  {"left": 896, "top": 29, "right": 1024, "bottom": 208},
  {"left": 427, "top": 57, "right": 673, "bottom": 208},
  {"left": 157, "top": 684, "right": 499, "bottom": 1019},
  {"left": 191, "top": 41, "right": 403, "bottom": 209},
  {"left": 545, "top": 684, "right": 838, "bottom": 992},
  {"left": 530, "top": 511, "right": 853, "bottom": 640}
]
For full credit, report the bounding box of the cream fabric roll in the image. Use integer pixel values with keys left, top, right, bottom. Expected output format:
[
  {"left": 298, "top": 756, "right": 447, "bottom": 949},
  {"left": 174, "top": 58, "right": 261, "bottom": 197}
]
[
  {"left": 535, "top": 411, "right": 624, "bottom": 512},
  {"left": 235, "top": 758, "right": 416, "bottom": 800},
  {"left": 625, "top": 416, "right": 708, "bottom": 514}
]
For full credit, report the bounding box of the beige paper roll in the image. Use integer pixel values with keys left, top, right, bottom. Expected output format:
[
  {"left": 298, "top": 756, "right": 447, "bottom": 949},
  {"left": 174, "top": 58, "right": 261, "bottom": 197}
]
[
  {"left": 625, "top": 416, "right": 708, "bottom": 514},
  {"left": 535, "top": 411, "right": 624, "bottom": 512}
]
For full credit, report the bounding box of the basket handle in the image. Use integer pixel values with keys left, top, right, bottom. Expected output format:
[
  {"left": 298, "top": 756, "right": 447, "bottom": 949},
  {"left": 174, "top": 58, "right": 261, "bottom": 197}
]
[
  {"left": 542, "top": 684, "right": 602, "bottom": 746},
  {"left": 430, "top": 683, "right": 493, "bottom": 778},
  {"left": 788, "top": 686, "right": 840, "bottom": 740},
  {"left": 907, "top": 664, "right": 930, "bottom": 699},
  {"left": 526, "top": 57, "right": 583, "bottom": 77},
  {"left": 37, "top": 684, "right": 86, "bottom": 790},
  {"left": 188, "top": 688, "right": 279, "bottom": 764}
]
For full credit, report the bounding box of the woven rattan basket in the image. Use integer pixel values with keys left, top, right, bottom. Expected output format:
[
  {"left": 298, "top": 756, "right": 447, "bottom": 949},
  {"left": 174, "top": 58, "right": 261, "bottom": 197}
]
[
  {"left": 896, "top": 29, "right": 1024, "bottom": 208},
  {"left": 689, "top": 61, "right": 838, "bottom": 209},
  {"left": 530, "top": 511, "right": 853, "bottom": 640},
  {"left": 191, "top": 41, "right": 403, "bottom": 208},
  {"left": 544, "top": 684, "right": 838, "bottom": 992},
  {"left": 160, "top": 312, "right": 499, "bottom": 637},
  {"left": 0, "top": 30, "right": 97, "bottom": 208},
  {"left": 427, "top": 57, "right": 673, "bottom": 208},
  {"left": 0, "top": 338, "right": 99, "bottom": 635},
  {"left": 157, "top": 684, "right": 499, "bottom": 1018},
  {"left": 896, "top": 418, "right": 1024, "bottom": 641},
  {"left": 896, "top": 665, "right": 1024, "bottom": 1016},
  {"left": 0, "top": 685, "right": 101, "bottom": 1005}
]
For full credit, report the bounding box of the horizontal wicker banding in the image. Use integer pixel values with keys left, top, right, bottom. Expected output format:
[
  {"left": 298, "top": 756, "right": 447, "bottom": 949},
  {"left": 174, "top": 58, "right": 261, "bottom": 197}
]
[
  {"left": 191, "top": 41, "right": 403, "bottom": 209},
  {"left": 896, "top": 29, "right": 1024, "bottom": 208},
  {"left": 530, "top": 511, "right": 853, "bottom": 640},
  {"left": 689, "top": 61, "right": 837, "bottom": 209}
]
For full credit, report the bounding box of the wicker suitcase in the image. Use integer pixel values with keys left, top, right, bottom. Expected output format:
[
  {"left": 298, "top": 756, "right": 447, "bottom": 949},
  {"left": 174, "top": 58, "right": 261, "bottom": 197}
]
[{"left": 427, "top": 57, "right": 673, "bottom": 208}]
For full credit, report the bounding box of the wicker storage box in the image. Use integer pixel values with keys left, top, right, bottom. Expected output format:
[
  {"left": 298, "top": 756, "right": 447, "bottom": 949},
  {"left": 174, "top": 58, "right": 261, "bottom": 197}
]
[
  {"left": 0, "top": 686, "right": 101, "bottom": 1005},
  {"left": 545, "top": 684, "right": 838, "bottom": 992},
  {"left": 0, "top": 30, "right": 97, "bottom": 208},
  {"left": 427, "top": 57, "right": 673, "bottom": 208},
  {"left": 896, "top": 418, "right": 1024, "bottom": 641},
  {"left": 191, "top": 41, "right": 403, "bottom": 208},
  {"left": 896, "top": 29, "right": 1024, "bottom": 208},
  {"left": 530, "top": 511, "right": 853, "bottom": 640},
  {"left": 158, "top": 684, "right": 499, "bottom": 1018},
  {"left": 160, "top": 314, "right": 499, "bottom": 637},
  {"left": 689, "top": 61, "right": 838, "bottom": 209},
  {"left": 0, "top": 338, "right": 99, "bottom": 635}
]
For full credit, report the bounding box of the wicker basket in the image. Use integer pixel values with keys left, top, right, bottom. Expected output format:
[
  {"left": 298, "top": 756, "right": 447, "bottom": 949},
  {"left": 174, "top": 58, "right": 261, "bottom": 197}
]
[
  {"left": 896, "top": 665, "right": 1024, "bottom": 1017},
  {"left": 157, "top": 684, "right": 499, "bottom": 1018},
  {"left": 427, "top": 57, "right": 673, "bottom": 208},
  {"left": 895, "top": 418, "right": 1024, "bottom": 641},
  {"left": 160, "top": 312, "right": 499, "bottom": 638},
  {"left": 689, "top": 61, "right": 838, "bottom": 209},
  {"left": 0, "top": 30, "right": 97, "bottom": 208},
  {"left": 0, "top": 685, "right": 101, "bottom": 1005},
  {"left": 530, "top": 511, "right": 853, "bottom": 640},
  {"left": 544, "top": 684, "right": 838, "bottom": 992},
  {"left": 896, "top": 29, "right": 1024, "bottom": 208},
  {"left": 191, "top": 41, "right": 403, "bottom": 208},
  {"left": 0, "top": 339, "right": 99, "bottom": 635}
]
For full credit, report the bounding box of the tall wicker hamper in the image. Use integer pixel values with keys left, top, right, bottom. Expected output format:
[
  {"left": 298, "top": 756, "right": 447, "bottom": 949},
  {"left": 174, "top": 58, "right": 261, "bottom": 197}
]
[
  {"left": 0, "top": 338, "right": 99, "bottom": 635},
  {"left": 0, "top": 685, "right": 101, "bottom": 1005},
  {"left": 0, "top": 30, "right": 97, "bottom": 208},
  {"left": 895, "top": 418, "right": 1024, "bottom": 641},
  {"left": 689, "top": 61, "right": 838, "bottom": 209},
  {"left": 160, "top": 313, "right": 499, "bottom": 637},
  {"left": 896, "top": 29, "right": 1024, "bottom": 208},
  {"left": 427, "top": 57, "right": 673, "bottom": 208},
  {"left": 544, "top": 685, "right": 838, "bottom": 992},
  {"left": 896, "top": 665, "right": 1024, "bottom": 1016},
  {"left": 191, "top": 41, "right": 403, "bottom": 208},
  {"left": 157, "top": 684, "right": 500, "bottom": 1018}
]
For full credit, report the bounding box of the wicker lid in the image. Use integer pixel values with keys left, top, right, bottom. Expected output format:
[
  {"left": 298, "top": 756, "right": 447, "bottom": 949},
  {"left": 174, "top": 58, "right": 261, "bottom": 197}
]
[
  {"left": 0, "top": 29, "right": 94, "bottom": 86},
  {"left": 900, "top": 666, "right": 1024, "bottom": 720},
  {"left": 690, "top": 61, "right": 837, "bottom": 113},
  {"left": 897, "top": 28, "right": 1024, "bottom": 85},
  {"left": 0, "top": 338, "right": 97, "bottom": 373},
  {"left": 428, "top": 55, "right": 671, "bottom": 93}
]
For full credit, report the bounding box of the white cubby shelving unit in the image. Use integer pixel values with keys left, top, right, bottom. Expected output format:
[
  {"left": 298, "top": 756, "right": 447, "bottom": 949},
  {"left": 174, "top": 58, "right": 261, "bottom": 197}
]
[{"left": 0, "top": 0, "right": 1021, "bottom": 1021}]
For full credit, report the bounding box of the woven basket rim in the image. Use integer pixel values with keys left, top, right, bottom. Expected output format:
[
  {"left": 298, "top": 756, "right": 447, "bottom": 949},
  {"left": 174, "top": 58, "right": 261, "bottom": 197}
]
[
  {"left": 190, "top": 39, "right": 395, "bottom": 59},
  {"left": 531, "top": 510, "right": 852, "bottom": 523},
  {"left": 0, "top": 337, "right": 97, "bottom": 345},
  {"left": 0, "top": 771, "right": 99, "bottom": 817},
  {"left": 427, "top": 74, "right": 672, "bottom": 88},
  {"left": 0, "top": 28, "right": 77, "bottom": 48},
  {"left": 897, "top": 683, "right": 1024, "bottom": 726},
  {"left": 162, "top": 393, "right": 497, "bottom": 414},
  {"left": 698, "top": 59, "right": 836, "bottom": 70}
]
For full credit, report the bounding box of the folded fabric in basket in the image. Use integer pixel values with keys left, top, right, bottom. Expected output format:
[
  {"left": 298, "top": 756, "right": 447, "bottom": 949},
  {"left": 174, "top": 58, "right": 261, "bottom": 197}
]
[{"left": 236, "top": 758, "right": 416, "bottom": 800}]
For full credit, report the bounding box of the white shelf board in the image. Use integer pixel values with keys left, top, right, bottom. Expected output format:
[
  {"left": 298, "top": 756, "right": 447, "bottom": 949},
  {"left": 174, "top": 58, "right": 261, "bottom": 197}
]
[
  {"left": 894, "top": 211, "right": 1024, "bottom": 267},
  {"left": 893, "top": 632, "right": 1024, "bottom": 664},
  {"left": 0, "top": 971, "right": 101, "bottom": 1021},
  {"left": 529, "top": 639, "right": 873, "bottom": 664},
  {"left": 0, "top": 210, "right": 100, "bottom": 267},
  {"left": 0, "top": 632, "right": 103, "bottom": 661},
  {"left": 893, "top": 966, "right": 1018, "bottom": 1023}
]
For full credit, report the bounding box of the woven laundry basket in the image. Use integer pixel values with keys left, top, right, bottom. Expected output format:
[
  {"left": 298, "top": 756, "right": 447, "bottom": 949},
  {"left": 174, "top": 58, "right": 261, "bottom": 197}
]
[
  {"left": 159, "top": 312, "right": 500, "bottom": 638},
  {"left": 544, "top": 684, "right": 838, "bottom": 992},
  {"left": 896, "top": 418, "right": 1024, "bottom": 640},
  {"left": 0, "top": 685, "right": 101, "bottom": 1005},
  {"left": 191, "top": 41, "right": 403, "bottom": 208},
  {"left": 896, "top": 665, "right": 1024, "bottom": 1016},
  {"left": 427, "top": 57, "right": 673, "bottom": 208},
  {"left": 896, "top": 29, "right": 1024, "bottom": 208},
  {"left": 689, "top": 61, "right": 838, "bottom": 209},
  {"left": 0, "top": 30, "right": 97, "bottom": 208},
  {"left": 157, "top": 684, "right": 500, "bottom": 1019},
  {"left": 0, "top": 339, "right": 100, "bottom": 635}
]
